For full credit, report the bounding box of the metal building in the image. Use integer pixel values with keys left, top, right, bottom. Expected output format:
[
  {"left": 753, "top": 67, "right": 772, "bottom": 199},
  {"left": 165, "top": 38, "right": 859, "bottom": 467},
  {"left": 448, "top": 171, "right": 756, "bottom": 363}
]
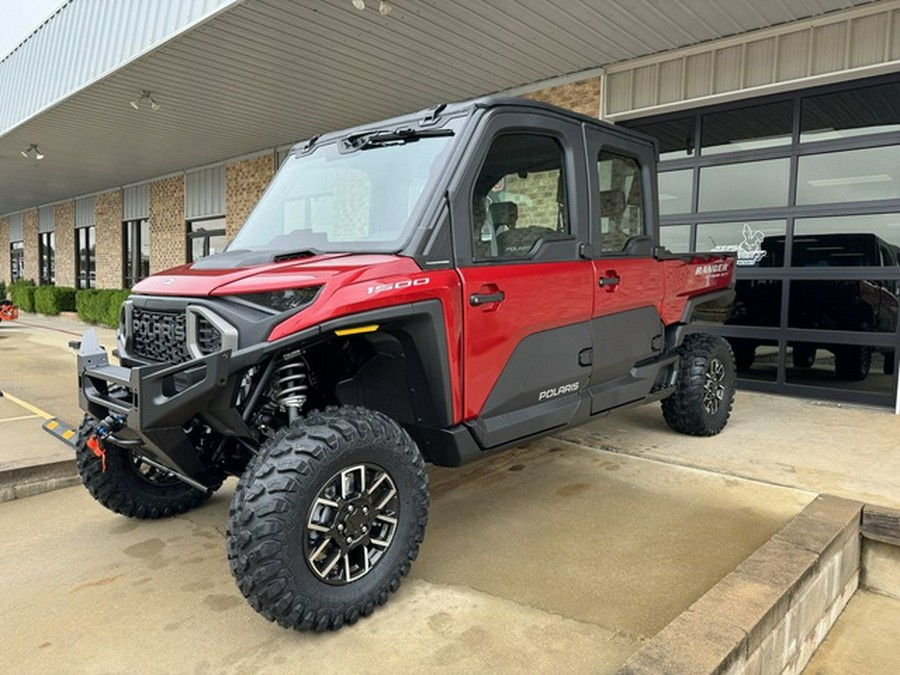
[{"left": 1, "top": 0, "right": 899, "bottom": 407}]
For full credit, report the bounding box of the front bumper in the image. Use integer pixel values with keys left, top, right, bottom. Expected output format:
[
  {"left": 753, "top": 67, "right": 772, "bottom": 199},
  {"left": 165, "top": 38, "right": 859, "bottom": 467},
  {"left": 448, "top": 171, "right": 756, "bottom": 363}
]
[{"left": 76, "top": 329, "right": 248, "bottom": 478}]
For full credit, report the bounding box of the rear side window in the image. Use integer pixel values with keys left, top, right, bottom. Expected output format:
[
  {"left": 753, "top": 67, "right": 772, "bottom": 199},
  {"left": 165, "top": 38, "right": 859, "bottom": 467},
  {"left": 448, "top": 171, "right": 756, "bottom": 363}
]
[
  {"left": 472, "top": 134, "right": 568, "bottom": 260},
  {"left": 598, "top": 151, "right": 645, "bottom": 252}
]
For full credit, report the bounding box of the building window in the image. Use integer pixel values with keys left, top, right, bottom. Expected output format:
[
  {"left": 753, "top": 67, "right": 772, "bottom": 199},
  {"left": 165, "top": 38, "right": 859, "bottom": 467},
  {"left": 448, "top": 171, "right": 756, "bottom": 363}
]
[
  {"left": 123, "top": 219, "right": 150, "bottom": 287},
  {"left": 38, "top": 231, "right": 55, "bottom": 285},
  {"left": 622, "top": 73, "right": 900, "bottom": 406},
  {"left": 76, "top": 226, "right": 95, "bottom": 289},
  {"left": 187, "top": 217, "right": 227, "bottom": 262},
  {"left": 10, "top": 241, "right": 24, "bottom": 282}
]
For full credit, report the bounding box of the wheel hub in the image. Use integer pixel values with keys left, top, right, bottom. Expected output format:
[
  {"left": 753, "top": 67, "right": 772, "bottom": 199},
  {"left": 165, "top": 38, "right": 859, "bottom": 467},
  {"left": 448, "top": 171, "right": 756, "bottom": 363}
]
[
  {"left": 304, "top": 463, "right": 399, "bottom": 585},
  {"left": 703, "top": 357, "right": 726, "bottom": 415}
]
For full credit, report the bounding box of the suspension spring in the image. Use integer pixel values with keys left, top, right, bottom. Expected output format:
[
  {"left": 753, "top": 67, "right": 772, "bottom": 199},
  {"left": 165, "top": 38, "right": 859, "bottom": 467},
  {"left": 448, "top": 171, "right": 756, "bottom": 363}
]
[{"left": 272, "top": 351, "right": 310, "bottom": 414}]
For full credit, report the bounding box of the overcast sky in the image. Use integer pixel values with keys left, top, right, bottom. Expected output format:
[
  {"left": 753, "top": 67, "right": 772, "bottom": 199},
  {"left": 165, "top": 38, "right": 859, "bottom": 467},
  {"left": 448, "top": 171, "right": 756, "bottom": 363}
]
[{"left": 0, "top": 0, "right": 65, "bottom": 61}]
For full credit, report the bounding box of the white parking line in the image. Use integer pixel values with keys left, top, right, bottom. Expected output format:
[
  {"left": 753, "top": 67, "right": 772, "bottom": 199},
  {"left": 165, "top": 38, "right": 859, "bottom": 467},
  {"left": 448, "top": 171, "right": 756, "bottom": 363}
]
[{"left": 0, "top": 414, "right": 40, "bottom": 423}]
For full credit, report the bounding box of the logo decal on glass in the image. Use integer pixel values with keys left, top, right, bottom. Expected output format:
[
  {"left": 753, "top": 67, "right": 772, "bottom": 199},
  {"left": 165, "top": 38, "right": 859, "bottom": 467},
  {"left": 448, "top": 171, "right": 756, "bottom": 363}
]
[{"left": 712, "top": 224, "right": 767, "bottom": 267}]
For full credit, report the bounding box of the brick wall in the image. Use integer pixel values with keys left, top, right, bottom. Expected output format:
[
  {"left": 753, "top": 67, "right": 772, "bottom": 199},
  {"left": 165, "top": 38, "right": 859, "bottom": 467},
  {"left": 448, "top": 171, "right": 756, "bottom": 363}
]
[
  {"left": 23, "top": 209, "right": 39, "bottom": 282},
  {"left": 524, "top": 77, "right": 602, "bottom": 118},
  {"left": 149, "top": 175, "right": 186, "bottom": 274},
  {"left": 0, "top": 217, "right": 8, "bottom": 286},
  {"left": 95, "top": 190, "right": 123, "bottom": 289},
  {"left": 54, "top": 201, "right": 76, "bottom": 288},
  {"left": 226, "top": 153, "right": 276, "bottom": 239}
]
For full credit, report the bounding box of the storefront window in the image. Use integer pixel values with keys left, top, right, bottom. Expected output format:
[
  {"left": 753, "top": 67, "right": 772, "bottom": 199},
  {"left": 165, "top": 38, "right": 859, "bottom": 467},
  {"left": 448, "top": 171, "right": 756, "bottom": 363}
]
[
  {"left": 695, "top": 220, "right": 786, "bottom": 267},
  {"left": 658, "top": 169, "right": 693, "bottom": 215},
  {"left": 187, "top": 217, "right": 227, "bottom": 262},
  {"left": 10, "top": 241, "right": 24, "bottom": 282},
  {"left": 659, "top": 224, "right": 691, "bottom": 253},
  {"left": 698, "top": 159, "right": 790, "bottom": 212},
  {"left": 123, "top": 219, "right": 150, "bottom": 287},
  {"left": 796, "top": 145, "right": 900, "bottom": 205},
  {"left": 701, "top": 101, "right": 793, "bottom": 155},
  {"left": 801, "top": 81, "right": 900, "bottom": 143},
  {"left": 76, "top": 226, "right": 95, "bottom": 289},
  {"left": 785, "top": 342, "right": 894, "bottom": 393},
  {"left": 793, "top": 214, "right": 900, "bottom": 265},
  {"left": 38, "top": 232, "right": 55, "bottom": 285},
  {"left": 627, "top": 116, "right": 695, "bottom": 160}
]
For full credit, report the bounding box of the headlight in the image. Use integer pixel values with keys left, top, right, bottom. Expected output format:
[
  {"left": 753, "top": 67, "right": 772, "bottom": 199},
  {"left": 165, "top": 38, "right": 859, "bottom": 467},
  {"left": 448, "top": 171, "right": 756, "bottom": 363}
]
[{"left": 233, "top": 286, "right": 321, "bottom": 312}]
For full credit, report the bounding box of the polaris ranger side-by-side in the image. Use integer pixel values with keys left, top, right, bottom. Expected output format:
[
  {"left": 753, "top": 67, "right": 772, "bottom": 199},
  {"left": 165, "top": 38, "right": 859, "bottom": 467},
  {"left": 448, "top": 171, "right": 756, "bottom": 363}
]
[{"left": 44, "top": 97, "right": 737, "bottom": 631}]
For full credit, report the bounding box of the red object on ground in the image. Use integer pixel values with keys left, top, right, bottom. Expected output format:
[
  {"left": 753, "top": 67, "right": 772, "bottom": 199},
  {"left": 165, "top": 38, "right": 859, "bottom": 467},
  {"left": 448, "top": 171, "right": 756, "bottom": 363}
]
[{"left": 0, "top": 301, "right": 18, "bottom": 322}]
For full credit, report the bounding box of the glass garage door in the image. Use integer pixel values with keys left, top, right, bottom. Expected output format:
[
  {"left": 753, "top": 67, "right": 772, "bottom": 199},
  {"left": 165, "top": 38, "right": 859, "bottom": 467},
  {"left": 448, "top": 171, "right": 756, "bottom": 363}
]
[{"left": 624, "top": 75, "right": 900, "bottom": 407}]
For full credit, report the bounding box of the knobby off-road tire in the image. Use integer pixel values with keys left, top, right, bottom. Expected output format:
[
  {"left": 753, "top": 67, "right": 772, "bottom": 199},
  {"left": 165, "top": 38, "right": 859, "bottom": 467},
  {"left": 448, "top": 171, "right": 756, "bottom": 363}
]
[
  {"left": 76, "top": 436, "right": 219, "bottom": 519},
  {"left": 833, "top": 345, "right": 872, "bottom": 381},
  {"left": 662, "top": 334, "right": 736, "bottom": 437},
  {"left": 227, "top": 406, "right": 429, "bottom": 632}
]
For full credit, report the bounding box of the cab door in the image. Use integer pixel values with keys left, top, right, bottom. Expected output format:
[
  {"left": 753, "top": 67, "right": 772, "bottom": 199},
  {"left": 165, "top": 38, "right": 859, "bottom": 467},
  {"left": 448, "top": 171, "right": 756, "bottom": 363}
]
[
  {"left": 585, "top": 130, "right": 667, "bottom": 413},
  {"left": 450, "top": 110, "right": 594, "bottom": 448}
]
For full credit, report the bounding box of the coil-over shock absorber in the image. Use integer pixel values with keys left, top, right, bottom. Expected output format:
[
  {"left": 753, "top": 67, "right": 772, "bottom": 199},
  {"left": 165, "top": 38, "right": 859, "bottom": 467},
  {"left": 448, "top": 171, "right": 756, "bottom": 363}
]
[{"left": 271, "top": 350, "right": 310, "bottom": 423}]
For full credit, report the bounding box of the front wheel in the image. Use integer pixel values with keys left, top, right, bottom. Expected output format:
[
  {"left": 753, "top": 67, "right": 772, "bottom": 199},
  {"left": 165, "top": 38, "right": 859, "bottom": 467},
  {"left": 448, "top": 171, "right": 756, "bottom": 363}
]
[
  {"left": 662, "top": 334, "right": 736, "bottom": 437},
  {"left": 76, "top": 431, "right": 220, "bottom": 519},
  {"left": 227, "top": 406, "right": 429, "bottom": 632}
]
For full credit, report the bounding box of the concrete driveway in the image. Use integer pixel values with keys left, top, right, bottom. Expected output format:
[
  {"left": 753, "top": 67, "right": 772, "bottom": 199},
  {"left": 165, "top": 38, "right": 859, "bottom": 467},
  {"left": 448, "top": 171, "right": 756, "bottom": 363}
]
[{"left": 0, "top": 315, "right": 817, "bottom": 673}]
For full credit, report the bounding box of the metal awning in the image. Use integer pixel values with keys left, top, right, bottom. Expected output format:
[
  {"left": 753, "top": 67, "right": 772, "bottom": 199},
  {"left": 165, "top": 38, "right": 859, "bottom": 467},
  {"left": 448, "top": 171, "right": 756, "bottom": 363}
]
[{"left": 0, "top": 0, "right": 875, "bottom": 215}]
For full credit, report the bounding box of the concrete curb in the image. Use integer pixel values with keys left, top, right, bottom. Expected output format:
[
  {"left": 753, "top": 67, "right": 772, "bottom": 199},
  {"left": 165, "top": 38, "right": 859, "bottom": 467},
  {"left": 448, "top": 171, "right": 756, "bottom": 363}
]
[
  {"left": 617, "top": 495, "right": 863, "bottom": 675},
  {"left": 0, "top": 458, "right": 80, "bottom": 503}
]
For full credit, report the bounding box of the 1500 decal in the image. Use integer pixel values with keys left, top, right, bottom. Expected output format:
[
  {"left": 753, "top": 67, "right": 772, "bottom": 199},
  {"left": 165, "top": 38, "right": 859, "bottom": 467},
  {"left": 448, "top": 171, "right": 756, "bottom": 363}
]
[{"left": 367, "top": 277, "right": 431, "bottom": 296}]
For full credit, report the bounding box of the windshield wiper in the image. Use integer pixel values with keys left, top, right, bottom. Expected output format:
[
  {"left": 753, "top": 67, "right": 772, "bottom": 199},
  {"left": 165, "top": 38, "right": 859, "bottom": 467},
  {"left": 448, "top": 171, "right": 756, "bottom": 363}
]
[{"left": 343, "top": 127, "right": 454, "bottom": 151}]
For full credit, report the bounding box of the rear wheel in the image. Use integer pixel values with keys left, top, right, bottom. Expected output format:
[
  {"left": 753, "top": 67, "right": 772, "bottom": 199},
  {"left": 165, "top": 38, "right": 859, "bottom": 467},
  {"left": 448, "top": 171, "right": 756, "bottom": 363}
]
[
  {"left": 227, "top": 406, "right": 428, "bottom": 632},
  {"left": 833, "top": 345, "right": 872, "bottom": 381},
  {"left": 662, "top": 334, "right": 736, "bottom": 437},
  {"left": 76, "top": 428, "right": 220, "bottom": 519}
]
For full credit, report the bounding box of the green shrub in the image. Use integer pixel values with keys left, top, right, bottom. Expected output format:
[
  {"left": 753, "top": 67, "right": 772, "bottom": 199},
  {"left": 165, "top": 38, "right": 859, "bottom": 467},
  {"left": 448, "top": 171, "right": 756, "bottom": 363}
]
[
  {"left": 8, "top": 280, "right": 36, "bottom": 312},
  {"left": 0, "top": 280, "right": 6, "bottom": 300},
  {"left": 34, "top": 286, "right": 77, "bottom": 315},
  {"left": 76, "top": 289, "right": 107, "bottom": 324},
  {"left": 102, "top": 289, "right": 132, "bottom": 328},
  {"left": 76, "top": 288, "right": 131, "bottom": 327}
]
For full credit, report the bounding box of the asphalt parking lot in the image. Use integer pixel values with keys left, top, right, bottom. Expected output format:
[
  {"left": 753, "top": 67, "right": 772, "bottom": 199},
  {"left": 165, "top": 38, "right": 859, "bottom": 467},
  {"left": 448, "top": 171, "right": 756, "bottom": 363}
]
[{"left": 2, "top": 315, "right": 899, "bottom": 674}]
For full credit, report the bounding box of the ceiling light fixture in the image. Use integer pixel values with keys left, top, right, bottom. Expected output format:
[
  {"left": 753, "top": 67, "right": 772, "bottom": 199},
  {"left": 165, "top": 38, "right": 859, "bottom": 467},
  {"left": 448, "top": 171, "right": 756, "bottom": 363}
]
[
  {"left": 20, "top": 144, "right": 44, "bottom": 160},
  {"left": 130, "top": 90, "right": 161, "bottom": 111},
  {"left": 352, "top": 0, "right": 365, "bottom": 9},
  {"left": 378, "top": 0, "right": 392, "bottom": 15}
]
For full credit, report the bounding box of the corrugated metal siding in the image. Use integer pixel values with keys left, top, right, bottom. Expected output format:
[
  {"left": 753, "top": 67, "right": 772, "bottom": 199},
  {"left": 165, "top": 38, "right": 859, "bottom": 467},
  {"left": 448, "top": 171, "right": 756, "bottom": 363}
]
[
  {"left": 75, "top": 195, "right": 95, "bottom": 227},
  {"left": 123, "top": 183, "right": 150, "bottom": 220},
  {"left": 185, "top": 166, "right": 225, "bottom": 220},
  {"left": 8, "top": 213, "right": 24, "bottom": 241},
  {"left": 38, "top": 206, "right": 54, "bottom": 233},
  {"left": 0, "top": 0, "right": 239, "bottom": 136},
  {"left": 605, "top": 1, "right": 900, "bottom": 119}
]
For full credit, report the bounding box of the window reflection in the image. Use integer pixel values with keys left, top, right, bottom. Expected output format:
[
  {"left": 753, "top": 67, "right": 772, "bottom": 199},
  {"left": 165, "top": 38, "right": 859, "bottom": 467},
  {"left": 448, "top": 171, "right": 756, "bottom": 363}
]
[
  {"left": 628, "top": 117, "right": 694, "bottom": 160},
  {"left": 797, "top": 145, "right": 900, "bottom": 205},
  {"left": 660, "top": 224, "right": 691, "bottom": 252},
  {"left": 699, "top": 159, "right": 790, "bottom": 211},
  {"left": 788, "top": 280, "right": 898, "bottom": 333},
  {"left": 702, "top": 101, "right": 793, "bottom": 155},
  {"left": 727, "top": 280, "right": 783, "bottom": 328},
  {"left": 801, "top": 82, "right": 900, "bottom": 142},
  {"left": 696, "top": 220, "right": 786, "bottom": 267},
  {"left": 727, "top": 338, "right": 778, "bottom": 381},
  {"left": 658, "top": 169, "right": 692, "bottom": 215},
  {"left": 793, "top": 214, "right": 900, "bottom": 258},
  {"left": 786, "top": 343, "right": 894, "bottom": 391}
]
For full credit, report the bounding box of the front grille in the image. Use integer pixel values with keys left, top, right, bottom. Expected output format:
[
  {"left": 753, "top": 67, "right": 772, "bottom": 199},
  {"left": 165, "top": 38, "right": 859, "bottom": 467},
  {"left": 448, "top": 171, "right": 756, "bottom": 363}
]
[
  {"left": 131, "top": 308, "right": 191, "bottom": 363},
  {"left": 196, "top": 315, "right": 223, "bottom": 355}
]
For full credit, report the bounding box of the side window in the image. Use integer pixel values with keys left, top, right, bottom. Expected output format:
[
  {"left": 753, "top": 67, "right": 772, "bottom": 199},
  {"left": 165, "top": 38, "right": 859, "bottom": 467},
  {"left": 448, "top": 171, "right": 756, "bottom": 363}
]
[
  {"left": 597, "top": 151, "right": 645, "bottom": 252},
  {"left": 472, "top": 134, "right": 568, "bottom": 260}
]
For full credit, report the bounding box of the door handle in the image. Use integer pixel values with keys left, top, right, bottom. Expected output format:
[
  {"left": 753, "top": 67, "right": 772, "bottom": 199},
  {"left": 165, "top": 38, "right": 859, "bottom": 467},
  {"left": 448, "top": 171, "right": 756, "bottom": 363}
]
[
  {"left": 469, "top": 291, "right": 505, "bottom": 306},
  {"left": 598, "top": 275, "right": 620, "bottom": 287}
]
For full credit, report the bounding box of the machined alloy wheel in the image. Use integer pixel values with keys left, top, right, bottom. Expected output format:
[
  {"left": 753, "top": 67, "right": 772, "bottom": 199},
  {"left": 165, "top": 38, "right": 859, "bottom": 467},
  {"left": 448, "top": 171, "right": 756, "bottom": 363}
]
[
  {"left": 702, "top": 357, "right": 726, "bottom": 415},
  {"left": 304, "top": 463, "right": 399, "bottom": 585},
  {"left": 662, "top": 333, "right": 736, "bottom": 437},
  {"left": 227, "top": 406, "right": 429, "bottom": 632}
]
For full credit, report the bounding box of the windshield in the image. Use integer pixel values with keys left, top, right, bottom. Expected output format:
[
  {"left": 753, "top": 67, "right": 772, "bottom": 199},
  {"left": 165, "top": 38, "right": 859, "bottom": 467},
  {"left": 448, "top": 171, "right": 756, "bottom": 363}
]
[{"left": 228, "top": 121, "right": 459, "bottom": 254}]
